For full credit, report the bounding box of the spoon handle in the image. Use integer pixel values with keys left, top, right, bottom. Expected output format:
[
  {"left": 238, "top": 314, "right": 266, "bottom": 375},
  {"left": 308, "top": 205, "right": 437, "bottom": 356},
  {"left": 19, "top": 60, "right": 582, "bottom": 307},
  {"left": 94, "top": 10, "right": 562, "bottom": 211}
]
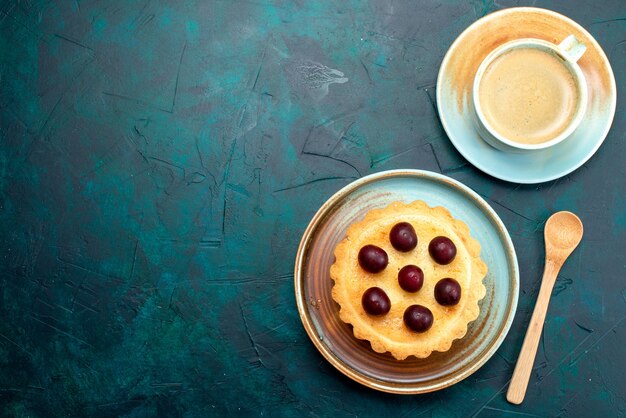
[{"left": 506, "top": 261, "right": 561, "bottom": 404}]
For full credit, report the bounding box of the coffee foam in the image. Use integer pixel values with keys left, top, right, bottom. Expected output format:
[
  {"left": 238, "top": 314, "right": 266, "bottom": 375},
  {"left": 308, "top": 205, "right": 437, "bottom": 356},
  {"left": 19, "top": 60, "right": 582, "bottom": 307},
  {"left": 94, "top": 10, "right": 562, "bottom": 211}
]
[{"left": 478, "top": 47, "right": 579, "bottom": 144}]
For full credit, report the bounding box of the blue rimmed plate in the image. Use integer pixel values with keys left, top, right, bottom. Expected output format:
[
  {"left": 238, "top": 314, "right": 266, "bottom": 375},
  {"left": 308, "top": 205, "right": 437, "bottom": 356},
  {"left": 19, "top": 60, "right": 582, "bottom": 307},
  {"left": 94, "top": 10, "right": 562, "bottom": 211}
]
[{"left": 294, "top": 170, "right": 519, "bottom": 393}]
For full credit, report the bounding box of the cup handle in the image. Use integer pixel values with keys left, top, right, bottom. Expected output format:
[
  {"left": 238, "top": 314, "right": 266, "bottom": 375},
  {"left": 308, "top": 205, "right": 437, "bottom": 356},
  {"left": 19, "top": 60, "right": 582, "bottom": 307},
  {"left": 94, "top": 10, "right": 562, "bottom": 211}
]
[{"left": 558, "top": 35, "right": 587, "bottom": 62}]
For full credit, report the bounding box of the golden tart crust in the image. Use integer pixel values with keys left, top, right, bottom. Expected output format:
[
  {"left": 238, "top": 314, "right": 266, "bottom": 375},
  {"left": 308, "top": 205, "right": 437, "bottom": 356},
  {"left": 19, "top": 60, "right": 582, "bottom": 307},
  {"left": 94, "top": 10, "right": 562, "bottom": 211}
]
[{"left": 330, "top": 201, "right": 487, "bottom": 360}]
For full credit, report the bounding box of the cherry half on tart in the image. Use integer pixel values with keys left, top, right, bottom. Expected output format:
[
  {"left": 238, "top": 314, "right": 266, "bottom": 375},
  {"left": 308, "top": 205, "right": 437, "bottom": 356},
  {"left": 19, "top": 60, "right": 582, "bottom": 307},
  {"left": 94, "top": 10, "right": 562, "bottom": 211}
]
[
  {"left": 403, "top": 305, "right": 434, "bottom": 333},
  {"left": 358, "top": 245, "right": 388, "bottom": 273},
  {"left": 428, "top": 236, "right": 457, "bottom": 265},
  {"left": 398, "top": 265, "right": 424, "bottom": 292},
  {"left": 389, "top": 222, "right": 417, "bottom": 252},
  {"left": 361, "top": 287, "right": 391, "bottom": 315},
  {"left": 434, "top": 278, "right": 462, "bottom": 306}
]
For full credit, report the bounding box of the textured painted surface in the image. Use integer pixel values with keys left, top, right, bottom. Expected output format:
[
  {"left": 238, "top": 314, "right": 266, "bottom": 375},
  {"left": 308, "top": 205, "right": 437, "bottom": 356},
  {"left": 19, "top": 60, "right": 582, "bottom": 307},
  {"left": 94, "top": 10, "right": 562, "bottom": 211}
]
[{"left": 0, "top": 0, "right": 624, "bottom": 416}]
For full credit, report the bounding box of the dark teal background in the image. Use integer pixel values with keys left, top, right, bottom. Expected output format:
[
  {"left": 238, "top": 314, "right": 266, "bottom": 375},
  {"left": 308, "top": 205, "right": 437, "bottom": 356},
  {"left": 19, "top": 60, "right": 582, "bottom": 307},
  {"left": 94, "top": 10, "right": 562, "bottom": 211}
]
[{"left": 1, "top": 0, "right": 625, "bottom": 416}]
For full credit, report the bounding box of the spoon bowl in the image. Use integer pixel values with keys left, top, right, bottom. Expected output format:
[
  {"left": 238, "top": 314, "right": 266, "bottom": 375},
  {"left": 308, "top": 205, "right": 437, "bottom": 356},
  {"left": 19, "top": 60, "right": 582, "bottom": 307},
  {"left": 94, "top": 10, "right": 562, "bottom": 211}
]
[{"left": 544, "top": 211, "right": 584, "bottom": 252}]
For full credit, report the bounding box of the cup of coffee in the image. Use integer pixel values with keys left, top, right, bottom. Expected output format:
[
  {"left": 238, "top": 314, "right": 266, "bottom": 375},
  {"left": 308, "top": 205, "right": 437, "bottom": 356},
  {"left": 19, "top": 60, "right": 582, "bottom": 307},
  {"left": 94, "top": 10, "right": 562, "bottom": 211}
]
[{"left": 472, "top": 35, "right": 588, "bottom": 152}]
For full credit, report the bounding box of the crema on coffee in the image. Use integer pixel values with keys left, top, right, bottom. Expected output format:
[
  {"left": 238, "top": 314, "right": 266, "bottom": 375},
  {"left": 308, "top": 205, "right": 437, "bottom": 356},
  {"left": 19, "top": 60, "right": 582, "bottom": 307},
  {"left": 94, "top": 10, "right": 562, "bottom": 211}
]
[{"left": 478, "top": 47, "right": 579, "bottom": 145}]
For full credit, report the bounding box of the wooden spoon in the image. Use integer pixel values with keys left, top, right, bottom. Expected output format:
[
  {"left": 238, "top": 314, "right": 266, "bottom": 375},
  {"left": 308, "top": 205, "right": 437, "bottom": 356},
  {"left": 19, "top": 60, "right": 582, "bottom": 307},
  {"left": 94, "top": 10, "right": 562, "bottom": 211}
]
[{"left": 507, "top": 211, "right": 583, "bottom": 405}]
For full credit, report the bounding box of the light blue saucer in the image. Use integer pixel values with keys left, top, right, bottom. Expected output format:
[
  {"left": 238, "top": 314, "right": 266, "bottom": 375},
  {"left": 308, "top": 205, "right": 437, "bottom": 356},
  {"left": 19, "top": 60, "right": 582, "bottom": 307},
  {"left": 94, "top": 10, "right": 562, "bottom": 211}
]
[{"left": 436, "top": 8, "right": 616, "bottom": 184}]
